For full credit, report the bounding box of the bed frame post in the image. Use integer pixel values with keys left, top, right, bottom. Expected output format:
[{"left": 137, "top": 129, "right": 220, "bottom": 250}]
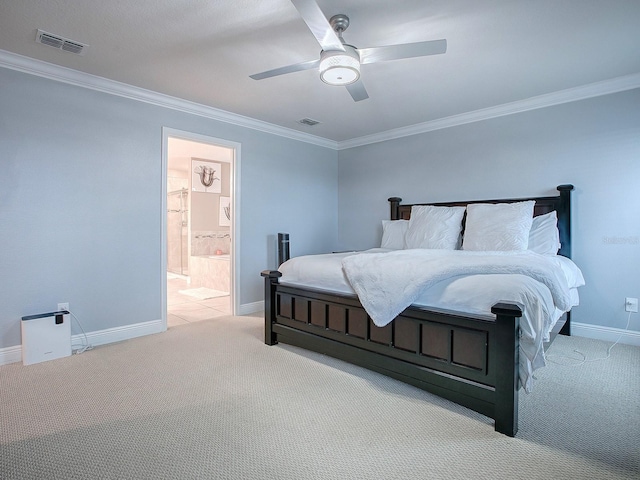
[
  {"left": 491, "top": 302, "right": 522, "bottom": 437},
  {"left": 556, "top": 184, "right": 574, "bottom": 335},
  {"left": 556, "top": 184, "right": 574, "bottom": 258},
  {"left": 388, "top": 197, "right": 402, "bottom": 220},
  {"left": 277, "top": 233, "right": 290, "bottom": 266},
  {"left": 261, "top": 270, "right": 282, "bottom": 345}
]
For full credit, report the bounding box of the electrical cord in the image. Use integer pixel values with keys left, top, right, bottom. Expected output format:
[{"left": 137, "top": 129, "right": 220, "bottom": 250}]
[
  {"left": 546, "top": 310, "right": 633, "bottom": 367},
  {"left": 68, "top": 310, "right": 93, "bottom": 354}
]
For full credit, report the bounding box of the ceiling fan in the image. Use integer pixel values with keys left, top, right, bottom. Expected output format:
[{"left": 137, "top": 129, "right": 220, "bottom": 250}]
[{"left": 250, "top": 0, "right": 447, "bottom": 102}]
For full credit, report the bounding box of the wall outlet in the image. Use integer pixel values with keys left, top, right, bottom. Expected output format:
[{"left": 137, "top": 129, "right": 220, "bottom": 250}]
[
  {"left": 625, "top": 297, "right": 638, "bottom": 313},
  {"left": 57, "top": 302, "right": 69, "bottom": 313}
]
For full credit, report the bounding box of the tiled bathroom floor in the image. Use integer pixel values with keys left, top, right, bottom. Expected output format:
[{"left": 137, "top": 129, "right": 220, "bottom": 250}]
[{"left": 167, "top": 273, "right": 231, "bottom": 328}]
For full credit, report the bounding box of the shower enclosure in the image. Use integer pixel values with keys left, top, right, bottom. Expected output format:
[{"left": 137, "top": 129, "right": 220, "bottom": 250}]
[{"left": 167, "top": 188, "right": 189, "bottom": 276}]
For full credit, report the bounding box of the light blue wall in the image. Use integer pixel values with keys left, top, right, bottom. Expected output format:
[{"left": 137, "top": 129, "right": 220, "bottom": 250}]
[
  {"left": 0, "top": 67, "right": 338, "bottom": 349},
  {"left": 338, "top": 89, "right": 640, "bottom": 333},
  {"left": 3, "top": 63, "right": 637, "bottom": 349}
]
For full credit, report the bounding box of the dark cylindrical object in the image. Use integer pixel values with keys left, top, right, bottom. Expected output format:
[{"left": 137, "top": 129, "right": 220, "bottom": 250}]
[{"left": 278, "top": 233, "right": 290, "bottom": 266}]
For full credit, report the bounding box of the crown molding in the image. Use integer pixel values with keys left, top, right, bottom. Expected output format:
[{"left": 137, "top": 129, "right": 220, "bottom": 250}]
[
  {"left": 0, "top": 49, "right": 338, "bottom": 150},
  {"left": 337, "top": 72, "right": 640, "bottom": 150},
  {"left": 2, "top": 49, "right": 638, "bottom": 152}
]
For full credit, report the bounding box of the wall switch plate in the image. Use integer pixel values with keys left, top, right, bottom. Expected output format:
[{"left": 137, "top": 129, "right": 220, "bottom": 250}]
[
  {"left": 57, "top": 302, "right": 69, "bottom": 312},
  {"left": 625, "top": 297, "right": 638, "bottom": 313}
]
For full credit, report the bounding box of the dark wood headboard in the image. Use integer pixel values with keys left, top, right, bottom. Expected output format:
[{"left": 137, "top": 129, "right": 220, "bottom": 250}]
[{"left": 388, "top": 185, "right": 574, "bottom": 258}]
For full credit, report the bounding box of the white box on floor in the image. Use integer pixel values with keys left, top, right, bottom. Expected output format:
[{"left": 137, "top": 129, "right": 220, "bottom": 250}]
[{"left": 21, "top": 311, "right": 71, "bottom": 365}]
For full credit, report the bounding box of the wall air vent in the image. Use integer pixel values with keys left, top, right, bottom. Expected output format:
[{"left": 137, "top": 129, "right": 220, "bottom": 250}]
[
  {"left": 36, "top": 29, "right": 88, "bottom": 55},
  {"left": 299, "top": 118, "right": 321, "bottom": 126}
]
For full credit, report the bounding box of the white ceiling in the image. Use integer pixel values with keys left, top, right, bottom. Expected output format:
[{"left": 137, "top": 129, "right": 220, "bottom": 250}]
[{"left": 1, "top": 0, "right": 639, "bottom": 143}]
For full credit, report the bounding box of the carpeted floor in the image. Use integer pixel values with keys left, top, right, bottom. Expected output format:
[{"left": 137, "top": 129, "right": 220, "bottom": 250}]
[{"left": 0, "top": 314, "right": 638, "bottom": 479}]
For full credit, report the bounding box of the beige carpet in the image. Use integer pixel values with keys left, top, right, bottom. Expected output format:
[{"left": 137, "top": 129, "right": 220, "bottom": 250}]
[{"left": 1, "top": 314, "right": 638, "bottom": 479}]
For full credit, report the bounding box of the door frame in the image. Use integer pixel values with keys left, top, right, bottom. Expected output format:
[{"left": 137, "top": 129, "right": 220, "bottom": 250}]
[{"left": 161, "top": 127, "right": 241, "bottom": 327}]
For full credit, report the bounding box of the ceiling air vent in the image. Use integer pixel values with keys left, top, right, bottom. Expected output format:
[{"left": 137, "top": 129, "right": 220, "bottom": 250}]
[
  {"left": 299, "top": 118, "right": 321, "bottom": 127},
  {"left": 36, "top": 29, "right": 88, "bottom": 55}
]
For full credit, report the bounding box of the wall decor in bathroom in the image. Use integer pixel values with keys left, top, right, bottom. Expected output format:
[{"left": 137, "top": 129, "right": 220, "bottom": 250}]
[
  {"left": 219, "top": 196, "right": 231, "bottom": 227},
  {"left": 192, "top": 159, "right": 221, "bottom": 193}
]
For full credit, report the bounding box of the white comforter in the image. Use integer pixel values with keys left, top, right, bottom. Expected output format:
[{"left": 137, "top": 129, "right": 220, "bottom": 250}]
[
  {"left": 342, "top": 249, "right": 572, "bottom": 327},
  {"left": 278, "top": 248, "right": 584, "bottom": 392}
]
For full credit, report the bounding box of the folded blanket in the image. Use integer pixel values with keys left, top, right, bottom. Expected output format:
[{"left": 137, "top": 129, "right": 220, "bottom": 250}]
[{"left": 341, "top": 249, "right": 571, "bottom": 327}]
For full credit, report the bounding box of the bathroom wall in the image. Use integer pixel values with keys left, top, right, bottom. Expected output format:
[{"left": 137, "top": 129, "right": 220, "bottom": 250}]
[
  {"left": 191, "top": 160, "right": 232, "bottom": 255},
  {"left": 167, "top": 169, "right": 188, "bottom": 191}
]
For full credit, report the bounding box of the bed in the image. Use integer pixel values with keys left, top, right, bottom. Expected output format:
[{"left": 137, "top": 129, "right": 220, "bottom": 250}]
[{"left": 261, "top": 185, "right": 581, "bottom": 436}]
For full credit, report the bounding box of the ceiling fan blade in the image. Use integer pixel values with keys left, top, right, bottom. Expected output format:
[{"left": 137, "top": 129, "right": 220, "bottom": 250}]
[
  {"left": 345, "top": 80, "right": 369, "bottom": 102},
  {"left": 250, "top": 59, "right": 320, "bottom": 80},
  {"left": 358, "top": 39, "right": 447, "bottom": 64},
  {"left": 290, "top": 0, "right": 345, "bottom": 51}
]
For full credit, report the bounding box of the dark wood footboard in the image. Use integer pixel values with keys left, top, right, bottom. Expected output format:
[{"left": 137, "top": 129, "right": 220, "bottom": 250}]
[{"left": 261, "top": 271, "right": 522, "bottom": 436}]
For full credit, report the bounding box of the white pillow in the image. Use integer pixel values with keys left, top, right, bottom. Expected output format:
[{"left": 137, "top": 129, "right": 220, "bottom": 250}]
[
  {"left": 380, "top": 220, "right": 409, "bottom": 250},
  {"left": 462, "top": 201, "right": 535, "bottom": 251},
  {"left": 404, "top": 205, "right": 466, "bottom": 250},
  {"left": 528, "top": 211, "right": 561, "bottom": 255}
]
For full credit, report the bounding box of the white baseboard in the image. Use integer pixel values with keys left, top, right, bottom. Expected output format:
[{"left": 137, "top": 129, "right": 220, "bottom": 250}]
[
  {"left": 3, "top": 317, "right": 635, "bottom": 367},
  {"left": 0, "top": 318, "right": 165, "bottom": 366},
  {"left": 74, "top": 318, "right": 165, "bottom": 348},
  {"left": 238, "top": 301, "right": 264, "bottom": 316},
  {"left": 0, "top": 345, "right": 22, "bottom": 366},
  {"left": 572, "top": 322, "right": 640, "bottom": 347}
]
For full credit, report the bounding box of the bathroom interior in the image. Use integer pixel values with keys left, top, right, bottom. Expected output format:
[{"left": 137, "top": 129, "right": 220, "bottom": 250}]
[{"left": 166, "top": 136, "right": 233, "bottom": 327}]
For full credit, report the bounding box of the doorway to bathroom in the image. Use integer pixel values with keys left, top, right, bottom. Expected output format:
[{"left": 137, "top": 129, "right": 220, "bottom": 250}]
[{"left": 161, "top": 128, "right": 240, "bottom": 328}]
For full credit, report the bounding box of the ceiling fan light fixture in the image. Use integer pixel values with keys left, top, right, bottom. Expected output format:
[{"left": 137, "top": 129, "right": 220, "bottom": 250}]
[{"left": 319, "top": 48, "right": 360, "bottom": 86}]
